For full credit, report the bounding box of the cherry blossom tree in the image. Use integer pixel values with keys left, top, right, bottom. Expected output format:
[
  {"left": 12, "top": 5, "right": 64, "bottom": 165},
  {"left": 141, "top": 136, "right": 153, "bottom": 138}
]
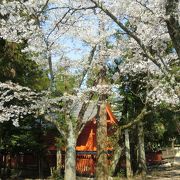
[
  {"left": 1, "top": 0, "right": 180, "bottom": 179},
  {"left": 54, "top": 0, "right": 180, "bottom": 109},
  {"left": 58, "top": 2, "right": 180, "bottom": 176},
  {"left": 59, "top": 1, "right": 179, "bottom": 178}
]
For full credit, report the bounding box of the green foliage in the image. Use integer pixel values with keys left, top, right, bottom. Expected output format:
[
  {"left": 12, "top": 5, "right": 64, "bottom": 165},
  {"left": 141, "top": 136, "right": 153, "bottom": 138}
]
[
  {"left": 144, "top": 110, "right": 180, "bottom": 151},
  {"left": 55, "top": 136, "right": 66, "bottom": 149},
  {"left": 116, "top": 169, "right": 125, "bottom": 178},
  {"left": 55, "top": 67, "right": 78, "bottom": 94},
  {"left": 0, "top": 117, "right": 45, "bottom": 153},
  {"left": 86, "top": 66, "right": 100, "bottom": 87},
  {"left": 165, "top": 40, "right": 174, "bottom": 54},
  {"left": 0, "top": 38, "right": 50, "bottom": 91},
  {"left": 107, "top": 31, "right": 179, "bottom": 153},
  {"left": 50, "top": 167, "right": 64, "bottom": 180},
  {"left": 0, "top": 38, "right": 54, "bottom": 161}
]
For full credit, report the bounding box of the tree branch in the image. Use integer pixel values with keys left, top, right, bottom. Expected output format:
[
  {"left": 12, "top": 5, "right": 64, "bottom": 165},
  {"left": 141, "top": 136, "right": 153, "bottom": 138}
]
[
  {"left": 46, "top": 8, "right": 72, "bottom": 40},
  {"left": 44, "top": 114, "right": 66, "bottom": 137},
  {"left": 79, "top": 45, "right": 97, "bottom": 88},
  {"left": 90, "top": 0, "right": 174, "bottom": 79},
  {"left": 135, "top": 0, "right": 154, "bottom": 14},
  {"left": 121, "top": 107, "right": 151, "bottom": 130},
  {"left": 90, "top": 0, "right": 154, "bottom": 60}
]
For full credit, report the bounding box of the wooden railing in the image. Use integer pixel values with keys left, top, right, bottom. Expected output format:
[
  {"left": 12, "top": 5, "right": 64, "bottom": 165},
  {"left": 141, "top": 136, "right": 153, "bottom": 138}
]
[
  {"left": 76, "top": 153, "right": 96, "bottom": 176},
  {"left": 61, "top": 151, "right": 112, "bottom": 176}
]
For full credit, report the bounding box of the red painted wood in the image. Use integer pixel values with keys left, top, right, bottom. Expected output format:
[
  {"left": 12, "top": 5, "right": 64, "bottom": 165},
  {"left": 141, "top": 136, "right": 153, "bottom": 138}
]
[{"left": 76, "top": 104, "right": 117, "bottom": 151}]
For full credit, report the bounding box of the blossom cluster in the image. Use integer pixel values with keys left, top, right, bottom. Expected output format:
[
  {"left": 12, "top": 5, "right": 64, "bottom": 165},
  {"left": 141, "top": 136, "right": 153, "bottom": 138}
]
[
  {"left": 147, "top": 81, "right": 180, "bottom": 109},
  {"left": 0, "top": 82, "right": 44, "bottom": 126}
]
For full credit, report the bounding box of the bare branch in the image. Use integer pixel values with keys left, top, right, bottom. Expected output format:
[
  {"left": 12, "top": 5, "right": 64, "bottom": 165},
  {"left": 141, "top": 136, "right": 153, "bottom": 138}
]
[
  {"left": 46, "top": 8, "right": 72, "bottom": 40},
  {"left": 135, "top": 0, "right": 154, "bottom": 14},
  {"left": 38, "top": 0, "right": 50, "bottom": 15},
  {"left": 79, "top": 45, "right": 97, "bottom": 88}
]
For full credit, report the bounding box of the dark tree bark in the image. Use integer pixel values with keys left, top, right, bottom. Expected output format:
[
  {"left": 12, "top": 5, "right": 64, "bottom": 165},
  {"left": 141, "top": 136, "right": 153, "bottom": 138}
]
[
  {"left": 137, "top": 122, "right": 147, "bottom": 179},
  {"left": 110, "top": 128, "right": 123, "bottom": 176},
  {"left": 166, "top": 0, "right": 180, "bottom": 59}
]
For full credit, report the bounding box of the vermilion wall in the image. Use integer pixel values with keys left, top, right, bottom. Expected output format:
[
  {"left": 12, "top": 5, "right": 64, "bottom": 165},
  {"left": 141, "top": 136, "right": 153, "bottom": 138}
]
[
  {"left": 76, "top": 119, "right": 97, "bottom": 151},
  {"left": 76, "top": 104, "right": 117, "bottom": 151}
]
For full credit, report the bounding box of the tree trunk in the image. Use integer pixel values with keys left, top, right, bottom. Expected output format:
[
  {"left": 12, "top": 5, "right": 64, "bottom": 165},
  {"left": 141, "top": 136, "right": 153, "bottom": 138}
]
[
  {"left": 2, "top": 153, "right": 7, "bottom": 177},
  {"left": 166, "top": 0, "right": 180, "bottom": 59},
  {"left": 56, "top": 148, "right": 62, "bottom": 175},
  {"left": 47, "top": 51, "right": 55, "bottom": 92},
  {"left": 125, "top": 129, "right": 132, "bottom": 179},
  {"left": 137, "top": 122, "right": 147, "bottom": 179},
  {"left": 64, "top": 120, "right": 76, "bottom": 180},
  {"left": 110, "top": 128, "right": 123, "bottom": 176},
  {"left": 96, "top": 102, "right": 108, "bottom": 180},
  {"left": 110, "top": 144, "right": 123, "bottom": 176},
  {"left": 38, "top": 152, "right": 43, "bottom": 179}
]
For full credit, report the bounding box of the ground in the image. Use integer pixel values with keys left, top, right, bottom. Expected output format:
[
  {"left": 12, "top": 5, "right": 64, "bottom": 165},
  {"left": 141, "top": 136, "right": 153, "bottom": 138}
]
[
  {"left": 6, "top": 165, "right": 180, "bottom": 179},
  {"left": 76, "top": 165, "right": 180, "bottom": 180},
  {"left": 146, "top": 166, "right": 180, "bottom": 180}
]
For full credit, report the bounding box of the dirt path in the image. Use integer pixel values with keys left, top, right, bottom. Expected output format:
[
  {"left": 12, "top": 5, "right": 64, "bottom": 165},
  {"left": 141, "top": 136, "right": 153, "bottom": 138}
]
[
  {"left": 76, "top": 166, "right": 180, "bottom": 180},
  {"left": 146, "top": 166, "right": 180, "bottom": 180}
]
